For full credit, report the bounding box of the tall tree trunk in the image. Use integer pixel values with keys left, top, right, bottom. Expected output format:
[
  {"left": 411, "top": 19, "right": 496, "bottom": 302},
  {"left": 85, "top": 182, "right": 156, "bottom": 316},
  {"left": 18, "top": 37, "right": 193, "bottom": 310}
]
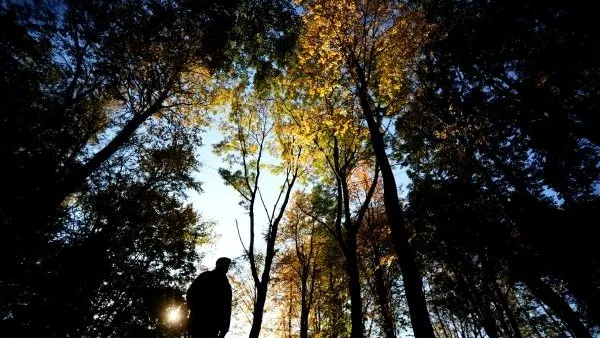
[
  {"left": 432, "top": 304, "right": 450, "bottom": 338},
  {"left": 247, "top": 167, "right": 297, "bottom": 338},
  {"left": 357, "top": 86, "right": 435, "bottom": 338},
  {"left": 371, "top": 242, "right": 397, "bottom": 338},
  {"left": 462, "top": 276, "right": 499, "bottom": 338},
  {"left": 248, "top": 233, "right": 280, "bottom": 338},
  {"left": 329, "top": 133, "right": 378, "bottom": 338},
  {"left": 315, "top": 302, "right": 322, "bottom": 335},
  {"left": 449, "top": 315, "right": 461, "bottom": 338},
  {"left": 300, "top": 268, "right": 309, "bottom": 338},
  {"left": 513, "top": 289, "right": 544, "bottom": 338},
  {"left": 56, "top": 79, "right": 177, "bottom": 209},
  {"left": 288, "top": 285, "right": 293, "bottom": 338},
  {"left": 329, "top": 265, "right": 343, "bottom": 338},
  {"left": 520, "top": 272, "right": 592, "bottom": 338},
  {"left": 346, "top": 238, "right": 364, "bottom": 338},
  {"left": 249, "top": 282, "right": 268, "bottom": 338}
]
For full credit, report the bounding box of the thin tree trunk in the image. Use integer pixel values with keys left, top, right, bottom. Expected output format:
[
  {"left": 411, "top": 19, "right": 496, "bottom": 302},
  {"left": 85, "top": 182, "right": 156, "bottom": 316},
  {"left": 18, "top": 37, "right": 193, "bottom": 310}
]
[
  {"left": 450, "top": 315, "right": 461, "bottom": 338},
  {"left": 300, "top": 268, "right": 309, "bottom": 338},
  {"left": 316, "top": 302, "right": 322, "bottom": 335},
  {"left": 249, "top": 282, "right": 268, "bottom": 338},
  {"left": 288, "top": 284, "right": 293, "bottom": 338},
  {"left": 564, "top": 273, "right": 600, "bottom": 326},
  {"left": 329, "top": 265, "right": 343, "bottom": 338},
  {"left": 492, "top": 281, "right": 523, "bottom": 338},
  {"left": 371, "top": 242, "right": 397, "bottom": 338},
  {"left": 56, "top": 77, "right": 177, "bottom": 208},
  {"left": 496, "top": 303, "right": 515, "bottom": 338},
  {"left": 328, "top": 133, "right": 378, "bottom": 338},
  {"left": 470, "top": 285, "right": 499, "bottom": 338},
  {"left": 512, "top": 289, "right": 543, "bottom": 338},
  {"left": 537, "top": 295, "right": 567, "bottom": 333},
  {"left": 248, "top": 165, "right": 298, "bottom": 338},
  {"left": 432, "top": 303, "right": 450, "bottom": 338}
]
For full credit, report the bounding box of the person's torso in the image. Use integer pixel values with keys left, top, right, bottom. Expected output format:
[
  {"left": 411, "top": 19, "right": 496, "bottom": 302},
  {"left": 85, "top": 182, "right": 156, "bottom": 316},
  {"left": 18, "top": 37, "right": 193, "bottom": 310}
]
[{"left": 193, "top": 271, "right": 231, "bottom": 313}]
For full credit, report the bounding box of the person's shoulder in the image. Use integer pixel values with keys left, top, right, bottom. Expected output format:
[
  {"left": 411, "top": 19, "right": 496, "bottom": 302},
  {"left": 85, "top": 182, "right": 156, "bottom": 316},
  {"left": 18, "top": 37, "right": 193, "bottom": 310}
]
[
  {"left": 191, "top": 270, "right": 212, "bottom": 284},
  {"left": 198, "top": 270, "right": 214, "bottom": 280}
]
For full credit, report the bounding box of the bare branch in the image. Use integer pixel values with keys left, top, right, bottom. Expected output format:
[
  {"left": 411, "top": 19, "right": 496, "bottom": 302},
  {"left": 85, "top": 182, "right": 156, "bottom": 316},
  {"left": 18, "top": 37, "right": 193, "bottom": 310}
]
[
  {"left": 257, "top": 187, "right": 274, "bottom": 225},
  {"left": 235, "top": 219, "right": 249, "bottom": 257}
]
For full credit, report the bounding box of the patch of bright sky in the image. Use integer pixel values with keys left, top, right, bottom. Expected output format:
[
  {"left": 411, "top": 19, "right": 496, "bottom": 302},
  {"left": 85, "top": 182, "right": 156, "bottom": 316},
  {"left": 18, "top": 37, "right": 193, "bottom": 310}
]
[{"left": 188, "top": 125, "right": 289, "bottom": 271}]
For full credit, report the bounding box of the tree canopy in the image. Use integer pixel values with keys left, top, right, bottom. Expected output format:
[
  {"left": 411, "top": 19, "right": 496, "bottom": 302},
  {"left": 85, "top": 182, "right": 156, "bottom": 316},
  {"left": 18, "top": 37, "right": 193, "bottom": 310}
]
[{"left": 1, "top": 0, "right": 598, "bottom": 337}]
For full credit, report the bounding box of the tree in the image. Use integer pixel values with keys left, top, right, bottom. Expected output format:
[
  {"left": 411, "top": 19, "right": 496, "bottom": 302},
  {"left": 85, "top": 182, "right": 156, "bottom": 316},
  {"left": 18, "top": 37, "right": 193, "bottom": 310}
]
[
  {"left": 293, "top": 1, "right": 434, "bottom": 337},
  {"left": 356, "top": 179, "right": 400, "bottom": 338},
  {"left": 395, "top": 1, "right": 600, "bottom": 336},
  {"left": 215, "top": 87, "right": 304, "bottom": 338},
  {"left": 0, "top": 0, "right": 299, "bottom": 310},
  {"left": 279, "top": 59, "right": 384, "bottom": 337},
  {"left": 272, "top": 183, "right": 363, "bottom": 338},
  {"left": 275, "top": 191, "right": 323, "bottom": 338}
]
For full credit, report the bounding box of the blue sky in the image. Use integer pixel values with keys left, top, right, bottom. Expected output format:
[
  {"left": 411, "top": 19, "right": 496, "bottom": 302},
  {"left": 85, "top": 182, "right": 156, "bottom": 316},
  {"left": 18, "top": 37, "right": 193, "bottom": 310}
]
[{"left": 189, "top": 126, "right": 288, "bottom": 271}]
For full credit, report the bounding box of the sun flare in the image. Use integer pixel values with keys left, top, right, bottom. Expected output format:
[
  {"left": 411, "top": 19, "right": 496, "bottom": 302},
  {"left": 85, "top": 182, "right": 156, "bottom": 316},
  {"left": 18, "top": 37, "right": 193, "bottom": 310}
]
[{"left": 166, "top": 307, "right": 181, "bottom": 323}]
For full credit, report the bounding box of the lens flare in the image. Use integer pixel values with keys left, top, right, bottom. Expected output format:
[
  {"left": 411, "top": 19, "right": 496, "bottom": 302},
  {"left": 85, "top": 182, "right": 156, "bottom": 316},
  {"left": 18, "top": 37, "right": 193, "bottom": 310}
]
[{"left": 166, "top": 306, "right": 181, "bottom": 323}]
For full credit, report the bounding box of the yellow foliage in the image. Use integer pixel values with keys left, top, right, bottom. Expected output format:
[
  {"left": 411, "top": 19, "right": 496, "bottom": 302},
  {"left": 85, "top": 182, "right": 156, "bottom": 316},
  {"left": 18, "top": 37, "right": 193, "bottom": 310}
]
[
  {"left": 197, "top": 0, "right": 430, "bottom": 183},
  {"left": 294, "top": 0, "right": 430, "bottom": 113}
]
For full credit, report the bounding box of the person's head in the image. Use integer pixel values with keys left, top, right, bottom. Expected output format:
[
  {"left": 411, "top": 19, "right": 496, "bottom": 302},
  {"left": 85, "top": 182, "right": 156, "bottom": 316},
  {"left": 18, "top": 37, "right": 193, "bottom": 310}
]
[{"left": 215, "top": 257, "right": 231, "bottom": 274}]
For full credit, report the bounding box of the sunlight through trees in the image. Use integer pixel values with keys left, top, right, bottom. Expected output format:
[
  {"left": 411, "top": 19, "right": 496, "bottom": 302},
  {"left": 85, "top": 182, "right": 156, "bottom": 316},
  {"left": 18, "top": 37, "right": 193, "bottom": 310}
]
[{"left": 1, "top": 0, "right": 599, "bottom": 337}]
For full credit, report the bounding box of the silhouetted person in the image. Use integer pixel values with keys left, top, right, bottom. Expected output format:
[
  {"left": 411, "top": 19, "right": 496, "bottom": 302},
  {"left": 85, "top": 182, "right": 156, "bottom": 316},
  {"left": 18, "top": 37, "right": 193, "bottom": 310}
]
[{"left": 186, "top": 257, "right": 232, "bottom": 338}]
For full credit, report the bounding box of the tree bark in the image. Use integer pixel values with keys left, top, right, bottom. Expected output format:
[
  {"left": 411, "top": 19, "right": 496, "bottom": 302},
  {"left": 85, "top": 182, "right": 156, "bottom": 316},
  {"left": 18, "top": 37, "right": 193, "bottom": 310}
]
[
  {"left": 564, "top": 273, "right": 600, "bottom": 326},
  {"left": 288, "top": 285, "right": 293, "bottom": 338},
  {"left": 432, "top": 304, "right": 450, "bottom": 338},
  {"left": 56, "top": 76, "right": 178, "bottom": 208},
  {"left": 492, "top": 281, "right": 523, "bottom": 338}
]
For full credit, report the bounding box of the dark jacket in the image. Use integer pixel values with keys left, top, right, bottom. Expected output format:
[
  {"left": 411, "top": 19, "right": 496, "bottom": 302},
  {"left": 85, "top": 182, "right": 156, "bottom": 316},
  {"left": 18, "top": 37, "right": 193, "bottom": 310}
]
[{"left": 186, "top": 270, "right": 232, "bottom": 333}]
